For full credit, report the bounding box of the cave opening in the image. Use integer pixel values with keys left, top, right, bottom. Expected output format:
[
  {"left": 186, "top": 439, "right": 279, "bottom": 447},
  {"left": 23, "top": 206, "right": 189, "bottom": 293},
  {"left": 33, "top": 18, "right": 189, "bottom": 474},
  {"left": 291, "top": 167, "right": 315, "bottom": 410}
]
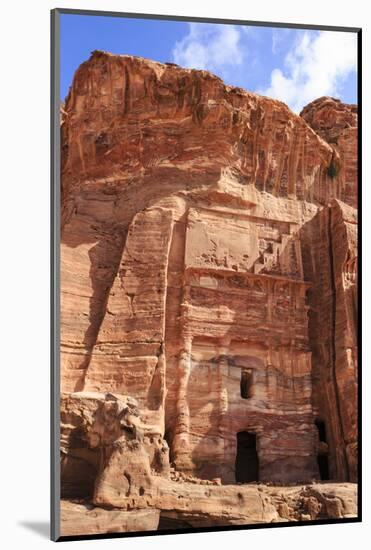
[{"left": 235, "top": 431, "right": 259, "bottom": 483}]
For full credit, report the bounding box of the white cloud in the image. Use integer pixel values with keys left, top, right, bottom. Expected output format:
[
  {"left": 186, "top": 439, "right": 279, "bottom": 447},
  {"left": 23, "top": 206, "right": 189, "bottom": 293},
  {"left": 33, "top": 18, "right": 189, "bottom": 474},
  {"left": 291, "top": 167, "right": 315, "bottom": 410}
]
[
  {"left": 172, "top": 23, "right": 244, "bottom": 77},
  {"left": 260, "top": 31, "right": 357, "bottom": 113}
]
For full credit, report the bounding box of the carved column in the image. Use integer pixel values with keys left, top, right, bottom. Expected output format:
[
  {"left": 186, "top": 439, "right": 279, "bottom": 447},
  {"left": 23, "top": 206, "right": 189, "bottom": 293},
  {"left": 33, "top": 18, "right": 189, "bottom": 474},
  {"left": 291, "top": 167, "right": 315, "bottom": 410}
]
[
  {"left": 172, "top": 332, "right": 193, "bottom": 471},
  {"left": 217, "top": 338, "right": 230, "bottom": 431},
  {"left": 217, "top": 337, "right": 231, "bottom": 482}
]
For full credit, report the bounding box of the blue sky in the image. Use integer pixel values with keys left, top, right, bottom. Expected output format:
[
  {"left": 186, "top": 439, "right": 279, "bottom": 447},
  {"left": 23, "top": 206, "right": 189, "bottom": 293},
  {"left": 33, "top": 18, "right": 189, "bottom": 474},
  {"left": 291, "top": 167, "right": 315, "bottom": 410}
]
[{"left": 61, "top": 14, "right": 358, "bottom": 113}]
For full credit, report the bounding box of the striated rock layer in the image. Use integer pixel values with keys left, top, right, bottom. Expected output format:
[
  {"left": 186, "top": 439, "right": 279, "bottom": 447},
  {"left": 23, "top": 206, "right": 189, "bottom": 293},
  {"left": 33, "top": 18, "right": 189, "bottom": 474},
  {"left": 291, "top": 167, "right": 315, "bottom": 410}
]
[
  {"left": 300, "top": 200, "right": 358, "bottom": 481},
  {"left": 59, "top": 51, "right": 358, "bottom": 535},
  {"left": 301, "top": 97, "right": 358, "bottom": 209}
]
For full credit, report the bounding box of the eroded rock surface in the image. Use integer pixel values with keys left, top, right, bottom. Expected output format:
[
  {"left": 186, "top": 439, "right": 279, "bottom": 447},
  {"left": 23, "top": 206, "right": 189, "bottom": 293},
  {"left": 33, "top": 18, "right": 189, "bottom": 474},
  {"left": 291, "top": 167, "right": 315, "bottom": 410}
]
[
  {"left": 300, "top": 200, "right": 358, "bottom": 481},
  {"left": 59, "top": 52, "right": 358, "bottom": 536},
  {"left": 60, "top": 393, "right": 357, "bottom": 535},
  {"left": 301, "top": 97, "right": 358, "bottom": 208}
]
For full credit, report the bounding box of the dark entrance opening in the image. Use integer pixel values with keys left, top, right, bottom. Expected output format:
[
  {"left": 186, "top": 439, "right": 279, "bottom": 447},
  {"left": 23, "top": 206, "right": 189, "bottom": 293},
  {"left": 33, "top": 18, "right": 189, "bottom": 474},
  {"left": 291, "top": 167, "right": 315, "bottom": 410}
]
[
  {"left": 315, "top": 419, "right": 329, "bottom": 480},
  {"left": 235, "top": 431, "right": 259, "bottom": 483},
  {"left": 317, "top": 454, "right": 330, "bottom": 480},
  {"left": 240, "top": 369, "right": 253, "bottom": 399},
  {"left": 315, "top": 419, "right": 327, "bottom": 442}
]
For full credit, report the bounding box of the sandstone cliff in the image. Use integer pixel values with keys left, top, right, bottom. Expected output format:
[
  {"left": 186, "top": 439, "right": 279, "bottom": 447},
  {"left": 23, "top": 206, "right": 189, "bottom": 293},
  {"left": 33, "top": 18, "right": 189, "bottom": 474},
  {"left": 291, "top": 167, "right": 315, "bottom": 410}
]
[
  {"left": 59, "top": 51, "right": 358, "bottom": 535},
  {"left": 60, "top": 392, "right": 357, "bottom": 536}
]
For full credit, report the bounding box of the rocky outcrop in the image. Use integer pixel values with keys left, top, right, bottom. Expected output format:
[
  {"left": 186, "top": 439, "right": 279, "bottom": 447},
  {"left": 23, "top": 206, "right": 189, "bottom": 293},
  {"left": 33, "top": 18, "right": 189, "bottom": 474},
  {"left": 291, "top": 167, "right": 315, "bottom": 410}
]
[
  {"left": 61, "top": 52, "right": 335, "bottom": 213},
  {"left": 59, "top": 52, "right": 358, "bottom": 536},
  {"left": 61, "top": 392, "right": 170, "bottom": 503},
  {"left": 60, "top": 503, "right": 160, "bottom": 537},
  {"left": 301, "top": 97, "right": 358, "bottom": 208},
  {"left": 60, "top": 393, "right": 357, "bottom": 536},
  {"left": 61, "top": 480, "right": 358, "bottom": 536}
]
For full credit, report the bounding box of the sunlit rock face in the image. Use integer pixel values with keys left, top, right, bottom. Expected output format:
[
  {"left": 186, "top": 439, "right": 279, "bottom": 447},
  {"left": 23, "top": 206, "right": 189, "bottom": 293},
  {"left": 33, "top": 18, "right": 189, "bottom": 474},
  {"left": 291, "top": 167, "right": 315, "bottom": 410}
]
[
  {"left": 59, "top": 51, "right": 358, "bottom": 534},
  {"left": 300, "top": 96, "right": 358, "bottom": 208},
  {"left": 300, "top": 200, "right": 358, "bottom": 482}
]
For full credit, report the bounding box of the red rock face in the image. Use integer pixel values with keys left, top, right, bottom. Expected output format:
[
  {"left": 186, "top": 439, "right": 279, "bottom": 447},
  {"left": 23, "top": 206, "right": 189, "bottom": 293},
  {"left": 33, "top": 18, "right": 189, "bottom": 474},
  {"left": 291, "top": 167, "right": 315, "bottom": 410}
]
[
  {"left": 300, "top": 200, "right": 358, "bottom": 481},
  {"left": 301, "top": 97, "right": 358, "bottom": 208},
  {"left": 60, "top": 51, "right": 358, "bottom": 533},
  {"left": 59, "top": 392, "right": 357, "bottom": 536}
]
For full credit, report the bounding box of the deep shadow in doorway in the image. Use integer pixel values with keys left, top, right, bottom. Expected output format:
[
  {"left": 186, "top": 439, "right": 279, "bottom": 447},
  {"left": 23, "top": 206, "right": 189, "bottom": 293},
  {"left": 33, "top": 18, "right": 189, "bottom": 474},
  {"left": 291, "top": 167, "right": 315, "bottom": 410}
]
[{"left": 235, "top": 431, "right": 259, "bottom": 483}]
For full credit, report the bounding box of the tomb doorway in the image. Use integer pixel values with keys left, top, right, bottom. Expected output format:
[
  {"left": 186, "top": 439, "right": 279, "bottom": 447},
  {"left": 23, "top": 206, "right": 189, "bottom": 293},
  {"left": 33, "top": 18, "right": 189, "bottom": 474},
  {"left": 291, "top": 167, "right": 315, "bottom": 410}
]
[{"left": 235, "top": 431, "right": 259, "bottom": 482}]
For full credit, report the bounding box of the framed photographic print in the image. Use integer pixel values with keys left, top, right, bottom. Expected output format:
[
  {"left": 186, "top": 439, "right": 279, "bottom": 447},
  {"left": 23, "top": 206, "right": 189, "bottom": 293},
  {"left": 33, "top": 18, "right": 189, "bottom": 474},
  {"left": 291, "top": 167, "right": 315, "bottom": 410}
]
[{"left": 51, "top": 8, "right": 361, "bottom": 542}]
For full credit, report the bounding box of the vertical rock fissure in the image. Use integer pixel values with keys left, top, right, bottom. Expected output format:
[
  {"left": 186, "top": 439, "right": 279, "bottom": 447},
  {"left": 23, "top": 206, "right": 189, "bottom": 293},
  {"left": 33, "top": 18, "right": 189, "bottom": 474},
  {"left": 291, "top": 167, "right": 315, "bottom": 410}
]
[
  {"left": 328, "top": 207, "right": 350, "bottom": 480},
  {"left": 123, "top": 65, "right": 131, "bottom": 115},
  {"left": 156, "top": 217, "right": 177, "bottom": 433},
  {"left": 76, "top": 228, "right": 128, "bottom": 392}
]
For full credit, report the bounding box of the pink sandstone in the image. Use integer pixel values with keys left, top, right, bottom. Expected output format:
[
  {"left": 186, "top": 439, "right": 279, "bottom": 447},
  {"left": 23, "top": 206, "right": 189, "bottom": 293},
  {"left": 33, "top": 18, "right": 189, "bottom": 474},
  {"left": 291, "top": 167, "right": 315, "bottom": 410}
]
[{"left": 59, "top": 51, "right": 358, "bottom": 535}]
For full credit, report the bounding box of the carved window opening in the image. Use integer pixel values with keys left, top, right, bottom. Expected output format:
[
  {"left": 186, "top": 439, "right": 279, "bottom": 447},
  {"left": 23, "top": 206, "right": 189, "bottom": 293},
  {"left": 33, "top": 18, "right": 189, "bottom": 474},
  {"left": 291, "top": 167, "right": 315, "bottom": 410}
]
[
  {"left": 235, "top": 431, "right": 259, "bottom": 483},
  {"left": 240, "top": 369, "right": 253, "bottom": 399}
]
